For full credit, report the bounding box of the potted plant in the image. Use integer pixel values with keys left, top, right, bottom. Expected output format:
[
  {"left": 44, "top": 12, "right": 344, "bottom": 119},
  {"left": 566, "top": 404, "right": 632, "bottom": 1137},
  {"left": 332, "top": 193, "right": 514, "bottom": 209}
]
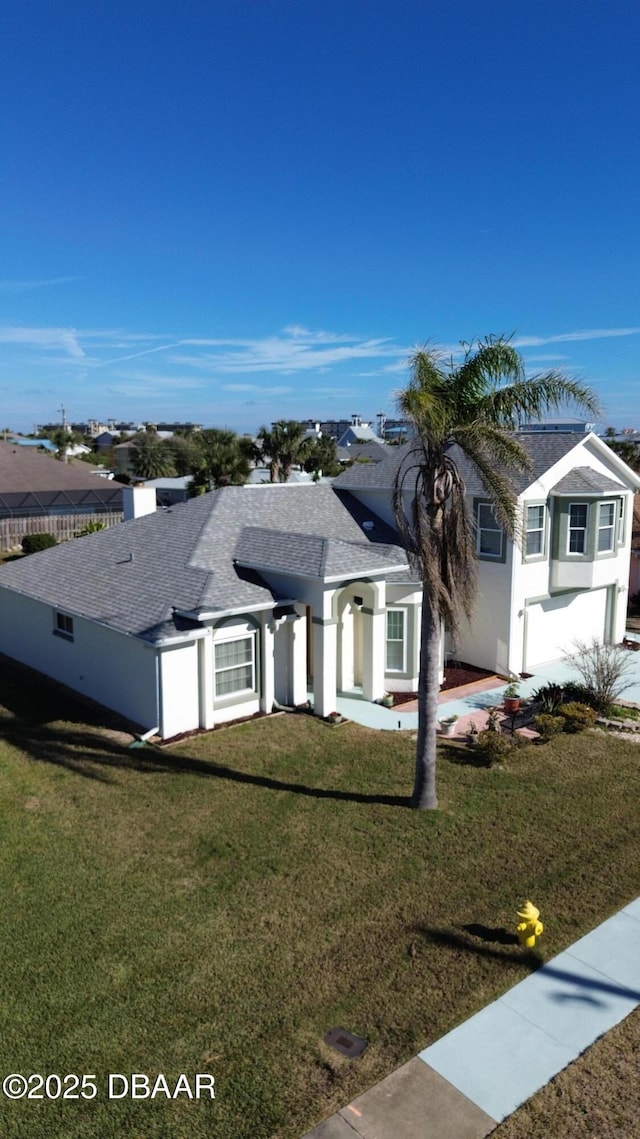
[
  {"left": 381, "top": 693, "right": 394, "bottom": 708},
  {"left": 439, "top": 714, "right": 458, "bottom": 737},
  {"left": 326, "top": 711, "right": 343, "bottom": 725},
  {"left": 466, "top": 721, "right": 480, "bottom": 746},
  {"left": 503, "top": 682, "right": 521, "bottom": 714}
]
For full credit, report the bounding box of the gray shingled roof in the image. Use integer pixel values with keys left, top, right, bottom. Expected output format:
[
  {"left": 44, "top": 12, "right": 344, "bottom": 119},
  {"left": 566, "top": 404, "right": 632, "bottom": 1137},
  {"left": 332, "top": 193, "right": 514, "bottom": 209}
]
[
  {"left": 0, "top": 484, "right": 404, "bottom": 643},
  {"left": 336, "top": 440, "right": 392, "bottom": 463},
  {"left": 333, "top": 433, "right": 589, "bottom": 495},
  {"left": 550, "top": 467, "right": 624, "bottom": 495},
  {"left": 234, "top": 526, "right": 406, "bottom": 579}
]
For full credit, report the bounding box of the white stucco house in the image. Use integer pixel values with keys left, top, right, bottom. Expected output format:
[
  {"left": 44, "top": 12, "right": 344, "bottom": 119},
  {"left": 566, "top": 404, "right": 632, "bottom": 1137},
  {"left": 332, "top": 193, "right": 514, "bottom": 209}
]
[
  {"left": 0, "top": 432, "right": 637, "bottom": 739},
  {"left": 335, "top": 431, "right": 640, "bottom": 677}
]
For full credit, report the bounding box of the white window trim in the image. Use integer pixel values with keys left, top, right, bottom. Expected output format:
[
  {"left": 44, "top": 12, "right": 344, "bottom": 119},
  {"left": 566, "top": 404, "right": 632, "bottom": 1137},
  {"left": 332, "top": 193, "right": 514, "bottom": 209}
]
[
  {"left": 617, "top": 498, "right": 625, "bottom": 546},
  {"left": 53, "top": 611, "right": 74, "bottom": 641},
  {"left": 213, "top": 631, "right": 257, "bottom": 700},
  {"left": 567, "top": 502, "right": 588, "bottom": 556},
  {"left": 524, "top": 503, "right": 546, "bottom": 559},
  {"left": 597, "top": 499, "right": 615, "bottom": 555},
  {"left": 386, "top": 607, "right": 407, "bottom": 673},
  {"left": 476, "top": 502, "right": 504, "bottom": 559}
]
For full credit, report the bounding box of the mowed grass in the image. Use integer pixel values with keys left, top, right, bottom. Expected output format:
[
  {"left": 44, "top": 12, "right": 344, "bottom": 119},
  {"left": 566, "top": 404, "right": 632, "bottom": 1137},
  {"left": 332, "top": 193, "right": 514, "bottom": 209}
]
[
  {"left": 494, "top": 1007, "right": 640, "bottom": 1138},
  {"left": 0, "top": 659, "right": 639, "bottom": 1139}
]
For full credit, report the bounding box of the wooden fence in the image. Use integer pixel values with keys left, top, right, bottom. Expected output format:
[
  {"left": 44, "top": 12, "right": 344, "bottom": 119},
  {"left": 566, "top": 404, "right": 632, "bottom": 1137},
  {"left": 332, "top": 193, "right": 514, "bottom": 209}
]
[{"left": 0, "top": 511, "right": 124, "bottom": 551}]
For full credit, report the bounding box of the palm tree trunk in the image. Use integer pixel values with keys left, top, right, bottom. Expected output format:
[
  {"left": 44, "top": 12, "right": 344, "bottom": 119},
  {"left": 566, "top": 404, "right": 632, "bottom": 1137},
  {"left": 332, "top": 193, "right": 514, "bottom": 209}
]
[{"left": 413, "top": 585, "right": 440, "bottom": 809}]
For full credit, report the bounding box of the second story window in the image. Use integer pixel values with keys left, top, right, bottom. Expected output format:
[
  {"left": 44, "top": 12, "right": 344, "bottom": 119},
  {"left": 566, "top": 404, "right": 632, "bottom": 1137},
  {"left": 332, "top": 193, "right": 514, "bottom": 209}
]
[
  {"left": 597, "top": 501, "right": 615, "bottom": 553},
  {"left": 568, "top": 504, "right": 588, "bottom": 554},
  {"left": 525, "top": 504, "right": 545, "bottom": 557},
  {"left": 476, "top": 502, "right": 504, "bottom": 559}
]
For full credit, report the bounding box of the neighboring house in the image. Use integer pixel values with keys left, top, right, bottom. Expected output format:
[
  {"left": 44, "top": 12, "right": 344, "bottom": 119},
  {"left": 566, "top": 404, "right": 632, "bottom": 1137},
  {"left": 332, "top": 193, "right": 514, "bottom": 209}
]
[
  {"left": 0, "top": 442, "right": 123, "bottom": 550},
  {"left": 141, "top": 476, "right": 194, "bottom": 505},
  {"left": 333, "top": 432, "right": 640, "bottom": 676},
  {"left": 115, "top": 441, "right": 138, "bottom": 476},
  {"left": 94, "top": 431, "right": 118, "bottom": 451},
  {"left": 246, "top": 468, "right": 320, "bottom": 485},
  {"left": 9, "top": 436, "right": 57, "bottom": 452},
  {"left": 0, "top": 485, "right": 416, "bottom": 738},
  {"left": 337, "top": 440, "right": 392, "bottom": 464},
  {"left": 0, "top": 432, "right": 637, "bottom": 739},
  {"left": 336, "top": 423, "right": 384, "bottom": 448},
  {"left": 518, "top": 418, "right": 598, "bottom": 433}
]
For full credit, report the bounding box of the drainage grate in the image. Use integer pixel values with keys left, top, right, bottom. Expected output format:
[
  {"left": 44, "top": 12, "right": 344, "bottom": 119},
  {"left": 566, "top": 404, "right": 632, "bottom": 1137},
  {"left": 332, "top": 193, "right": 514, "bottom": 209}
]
[{"left": 323, "top": 1027, "right": 368, "bottom": 1058}]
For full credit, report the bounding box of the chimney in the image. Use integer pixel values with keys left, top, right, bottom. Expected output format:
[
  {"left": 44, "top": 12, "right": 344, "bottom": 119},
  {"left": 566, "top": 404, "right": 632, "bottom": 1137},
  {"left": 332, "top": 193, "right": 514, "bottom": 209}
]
[
  {"left": 351, "top": 413, "right": 361, "bottom": 427},
  {"left": 122, "top": 485, "right": 157, "bottom": 521}
]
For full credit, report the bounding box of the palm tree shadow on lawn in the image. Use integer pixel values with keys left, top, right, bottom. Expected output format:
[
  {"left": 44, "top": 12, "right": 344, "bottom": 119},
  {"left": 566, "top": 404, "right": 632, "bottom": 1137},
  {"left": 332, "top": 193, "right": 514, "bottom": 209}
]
[{"left": 1, "top": 715, "right": 410, "bottom": 806}]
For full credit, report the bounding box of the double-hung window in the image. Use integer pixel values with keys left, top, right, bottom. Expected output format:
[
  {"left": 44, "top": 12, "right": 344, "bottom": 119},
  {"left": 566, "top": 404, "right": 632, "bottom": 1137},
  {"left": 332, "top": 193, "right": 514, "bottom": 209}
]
[
  {"left": 597, "top": 501, "right": 615, "bottom": 553},
  {"left": 214, "top": 635, "right": 256, "bottom": 698},
  {"left": 386, "top": 609, "right": 406, "bottom": 672},
  {"left": 525, "top": 504, "right": 545, "bottom": 557},
  {"left": 476, "top": 503, "right": 504, "bottom": 559},
  {"left": 568, "top": 504, "right": 588, "bottom": 554}
]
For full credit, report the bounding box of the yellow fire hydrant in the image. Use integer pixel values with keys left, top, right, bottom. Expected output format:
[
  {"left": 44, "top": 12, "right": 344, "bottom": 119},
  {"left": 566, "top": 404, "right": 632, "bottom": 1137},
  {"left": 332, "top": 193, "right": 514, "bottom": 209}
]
[{"left": 516, "top": 900, "right": 543, "bottom": 948}]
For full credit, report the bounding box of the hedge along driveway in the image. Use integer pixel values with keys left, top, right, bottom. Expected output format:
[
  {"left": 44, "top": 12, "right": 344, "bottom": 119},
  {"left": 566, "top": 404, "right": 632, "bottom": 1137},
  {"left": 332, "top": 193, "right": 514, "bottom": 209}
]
[{"left": 0, "top": 661, "right": 639, "bottom": 1139}]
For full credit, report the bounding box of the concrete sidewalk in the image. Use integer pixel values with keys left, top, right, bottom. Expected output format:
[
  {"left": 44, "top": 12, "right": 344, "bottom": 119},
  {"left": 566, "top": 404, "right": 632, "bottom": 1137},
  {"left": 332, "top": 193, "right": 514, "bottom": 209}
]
[{"left": 303, "top": 897, "right": 640, "bottom": 1138}]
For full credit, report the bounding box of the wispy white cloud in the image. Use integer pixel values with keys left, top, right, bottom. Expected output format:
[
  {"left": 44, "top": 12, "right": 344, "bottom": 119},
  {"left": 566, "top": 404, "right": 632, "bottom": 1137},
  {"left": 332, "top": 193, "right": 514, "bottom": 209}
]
[
  {"left": 0, "top": 276, "right": 79, "bottom": 293},
  {"left": 170, "top": 328, "right": 406, "bottom": 375},
  {"left": 95, "top": 342, "right": 183, "bottom": 367},
  {"left": 513, "top": 327, "right": 640, "bottom": 348},
  {"left": 0, "top": 326, "right": 85, "bottom": 358}
]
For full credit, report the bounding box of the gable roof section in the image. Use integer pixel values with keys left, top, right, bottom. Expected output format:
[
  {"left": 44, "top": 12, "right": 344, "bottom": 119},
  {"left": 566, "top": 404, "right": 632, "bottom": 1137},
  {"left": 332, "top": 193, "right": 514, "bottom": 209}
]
[
  {"left": 0, "top": 484, "right": 404, "bottom": 643},
  {"left": 550, "top": 467, "right": 625, "bottom": 495}
]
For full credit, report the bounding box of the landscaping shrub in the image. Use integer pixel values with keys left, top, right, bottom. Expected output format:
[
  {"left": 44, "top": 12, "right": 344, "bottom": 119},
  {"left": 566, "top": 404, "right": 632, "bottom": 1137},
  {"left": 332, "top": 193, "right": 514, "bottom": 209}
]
[
  {"left": 562, "top": 681, "right": 597, "bottom": 707},
  {"left": 565, "top": 638, "right": 635, "bottom": 711},
  {"left": 534, "top": 713, "right": 565, "bottom": 741},
  {"left": 476, "top": 729, "right": 525, "bottom": 767},
  {"left": 557, "top": 701, "right": 597, "bottom": 733},
  {"left": 21, "top": 532, "right": 57, "bottom": 554},
  {"left": 532, "top": 683, "right": 564, "bottom": 714},
  {"left": 75, "top": 520, "right": 106, "bottom": 537}
]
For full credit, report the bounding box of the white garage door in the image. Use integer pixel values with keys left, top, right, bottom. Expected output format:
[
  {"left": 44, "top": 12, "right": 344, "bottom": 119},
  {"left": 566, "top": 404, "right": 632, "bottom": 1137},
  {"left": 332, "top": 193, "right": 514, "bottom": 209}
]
[{"left": 525, "top": 588, "right": 608, "bottom": 670}]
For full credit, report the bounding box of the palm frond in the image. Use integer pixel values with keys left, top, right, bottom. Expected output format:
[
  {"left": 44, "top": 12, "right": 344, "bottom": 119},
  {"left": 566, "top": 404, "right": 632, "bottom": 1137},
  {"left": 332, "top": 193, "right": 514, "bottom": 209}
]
[{"left": 477, "top": 372, "right": 601, "bottom": 427}]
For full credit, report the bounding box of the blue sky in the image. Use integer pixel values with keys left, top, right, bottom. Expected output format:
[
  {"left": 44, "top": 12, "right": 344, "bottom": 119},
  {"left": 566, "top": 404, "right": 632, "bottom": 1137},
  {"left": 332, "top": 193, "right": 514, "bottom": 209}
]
[{"left": 1, "top": 0, "right": 639, "bottom": 434}]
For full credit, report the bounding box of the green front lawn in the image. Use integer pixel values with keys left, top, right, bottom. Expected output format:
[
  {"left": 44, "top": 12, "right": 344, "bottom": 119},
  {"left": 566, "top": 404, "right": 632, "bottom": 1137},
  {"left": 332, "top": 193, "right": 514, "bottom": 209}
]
[{"left": 0, "top": 659, "right": 639, "bottom": 1138}]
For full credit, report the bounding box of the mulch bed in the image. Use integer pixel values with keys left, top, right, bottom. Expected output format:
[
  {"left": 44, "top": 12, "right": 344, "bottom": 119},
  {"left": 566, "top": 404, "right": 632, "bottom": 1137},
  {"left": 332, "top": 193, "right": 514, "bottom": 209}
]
[
  {"left": 389, "top": 662, "right": 497, "bottom": 706},
  {"left": 441, "top": 661, "right": 497, "bottom": 691}
]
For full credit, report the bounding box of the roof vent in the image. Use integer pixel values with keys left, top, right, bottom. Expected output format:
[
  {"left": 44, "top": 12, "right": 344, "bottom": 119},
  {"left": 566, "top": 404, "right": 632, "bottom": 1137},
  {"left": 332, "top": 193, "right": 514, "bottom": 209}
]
[{"left": 362, "top": 520, "right": 374, "bottom": 531}]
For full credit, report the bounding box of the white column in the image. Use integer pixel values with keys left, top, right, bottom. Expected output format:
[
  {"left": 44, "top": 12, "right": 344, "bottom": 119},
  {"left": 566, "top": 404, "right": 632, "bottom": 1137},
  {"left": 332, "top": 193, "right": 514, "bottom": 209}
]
[
  {"left": 362, "top": 605, "right": 386, "bottom": 701},
  {"left": 198, "top": 634, "right": 214, "bottom": 729},
  {"left": 291, "top": 610, "right": 308, "bottom": 706},
  {"left": 260, "top": 616, "right": 276, "bottom": 713},
  {"left": 313, "top": 617, "right": 337, "bottom": 718}
]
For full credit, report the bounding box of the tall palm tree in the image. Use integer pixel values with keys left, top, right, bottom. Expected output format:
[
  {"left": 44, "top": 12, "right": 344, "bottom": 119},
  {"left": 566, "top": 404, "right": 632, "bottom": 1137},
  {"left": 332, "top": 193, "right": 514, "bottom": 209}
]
[
  {"left": 131, "top": 434, "right": 177, "bottom": 479},
  {"left": 394, "top": 336, "right": 600, "bottom": 810},
  {"left": 190, "top": 429, "right": 251, "bottom": 493},
  {"left": 257, "top": 421, "right": 310, "bottom": 482}
]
